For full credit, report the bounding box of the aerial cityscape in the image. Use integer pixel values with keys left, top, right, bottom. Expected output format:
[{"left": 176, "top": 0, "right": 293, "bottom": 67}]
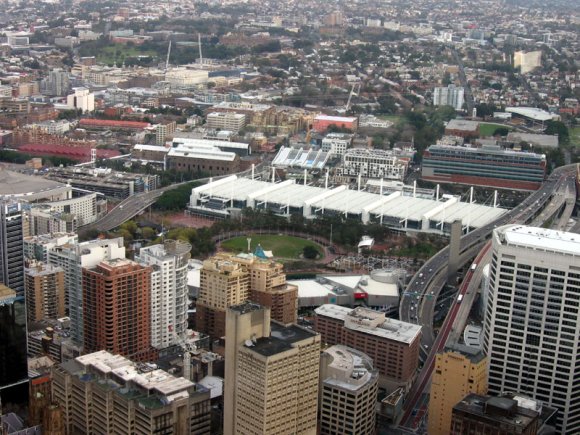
[{"left": 0, "top": 0, "right": 578, "bottom": 434}]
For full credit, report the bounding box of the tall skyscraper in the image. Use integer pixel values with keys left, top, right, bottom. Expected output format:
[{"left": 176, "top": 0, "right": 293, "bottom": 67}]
[
  {"left": 136, "top": 240, "right": 191, "bottom": 349},
  {"left": 433, "top": 84, "right": 465, "bottom": 111},
  {"left": 0, "top": 200, "right": 24, "bottom": 295},
  {"left": 483, "top": 225, "right": 580, "bottom": 433},
  {"left": 82, "top": 259, "right": 153, "bottom": 361},
  {"left": 0, "top": 284, "right": 28, "bottom": 413},
  {"left": 319, "top": 345, "right": 378, "bottom": 435},
  {"left": 48, "top": 237, "right": 125, "bottom": 345},
  {"left": 428, "top": 344, "right": 488, "bottom": 435},
  {"left": 24, "top": 262, "right": 65, "bottom": 323},
  {"left": 224, "top": 301, "right": 320, "bottom": 435}
]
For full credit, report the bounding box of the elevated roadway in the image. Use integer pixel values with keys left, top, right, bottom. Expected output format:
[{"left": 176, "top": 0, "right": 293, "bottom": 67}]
[{"left": 399, "top": 164, "right": 579, "bottom": 429}]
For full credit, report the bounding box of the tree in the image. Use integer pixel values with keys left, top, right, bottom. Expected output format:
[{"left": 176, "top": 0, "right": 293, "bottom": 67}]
[
  {"left": 545, "top": 120, "right": 569, "bottom": 143},
  {"left": 493, "top": 127, "right": 509, "bottom": 137},
  {"left": 302, "top": 245, "right": 319, "bottom": 260}
]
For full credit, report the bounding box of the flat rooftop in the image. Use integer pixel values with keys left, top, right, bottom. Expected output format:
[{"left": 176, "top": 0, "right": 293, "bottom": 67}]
[
  {"left": 315, "top": 304, "right": 421, "bottom": 344},
  {"left": 244, "top": 321, "right": 318, "bottom": 357},
  {"left": 454, "top": 393, "right": 538, "bottom": 429},
  {"left": 0, "top": 169, "right": 67, "bottom": 197},
  {"left": 496, "top": 225, "right": 580, "bottom": 257}
]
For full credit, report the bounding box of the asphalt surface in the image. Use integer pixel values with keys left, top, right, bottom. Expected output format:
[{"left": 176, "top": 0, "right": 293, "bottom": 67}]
[{"left": 398, "top": 164, "right": 579, "bottom": 429}]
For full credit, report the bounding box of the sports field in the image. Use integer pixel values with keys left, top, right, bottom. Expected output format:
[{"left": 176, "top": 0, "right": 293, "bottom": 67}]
[
  {"left": 220, "top": 235, "right": 323, "bottom": 259},
  {"left": 478, "top": 123, "right": 511, "bottom": 137}
]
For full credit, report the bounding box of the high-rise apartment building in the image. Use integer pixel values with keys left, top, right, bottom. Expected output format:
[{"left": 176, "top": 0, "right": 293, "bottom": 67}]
[
  {"left": 483, "top": 225, "right": 580, "bottom": 433},
  {"left": 197, "top": 253, "right": 298, "bottom": 337},
  {"left": 314, "top": 304, "right": 421, "bottom": 390},
  {"left": 433, "top": 84, "right": 465, "bottom": 111},
  {"left": 51, "top": 350, "right": 211, "bottom": 435},
  {"left": 24, "top": 261, "right": 65, "bottom": 323},
  {"left": 428, "top": 344, "right": 488, "bottom": 435},
  {"left": 224, "top": 301, "right": 320, "bottom": 435},
  {"left": 319, "top": 345, "right": 378, "bottom": 435},
  {"left": 0, "top": 284, "right": 28, "bottom": 412},
  {"left": 66, "top": 87, "right": 94, "bottom": 112},
  {"left": 136, "top": 240, "right": 191, "bottom": 349},
  {"left": 0, "top": 200, "right": 24, "bottom": 295},
  {"left": 48, "top": 237, "right": 125, "bottom": 345},
  {"left": 247, "top": 257, "right": 298, "bottom": 325},
  {"left": 197, "top": 255, "right": 250, "bottom": 338},
  {"left": 82, "top": 259, "right": 153, "bottom": 361}
]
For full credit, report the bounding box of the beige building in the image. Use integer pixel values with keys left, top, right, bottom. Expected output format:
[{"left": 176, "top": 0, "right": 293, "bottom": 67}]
[
  {"left": 206, "top": 112, "right": 247, "bottom": 133},
  {"left": 428, "top": 344, "right": 488, "bottom": 435},
  {"left": 197, "top": 253, "right": 298, "bottom": 338},
  {"left": 51, "top": 350, "right": 211, "bottom": 435},
  {"left": 24, "top": 261, "right": 65, "bottom": 323},
  {"left": 224, "top": 301, "right": 320, "bottom": 435},
  {"left": 319, "top": 345, "right": 378, "bottom": 435}
]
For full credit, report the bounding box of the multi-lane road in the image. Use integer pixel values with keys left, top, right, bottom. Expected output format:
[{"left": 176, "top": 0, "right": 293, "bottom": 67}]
[{"left": 399, "top": 164, "right": 579, "bottom": 429}]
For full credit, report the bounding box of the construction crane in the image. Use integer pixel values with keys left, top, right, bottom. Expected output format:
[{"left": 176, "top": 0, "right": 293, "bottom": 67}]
[{"left": 165, "top": 40, "right": 172, "bottom": 73}]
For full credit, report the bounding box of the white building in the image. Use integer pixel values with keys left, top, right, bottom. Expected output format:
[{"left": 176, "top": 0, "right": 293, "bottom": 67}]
[
  {"left": 514, "top": 51, "right": 542, "bottom": 74},
  {"left": 136, "top": 240, "right": 191, "bottom": 350},
  {"left": 433, "top": 84, "right": 464, "bottom": 111},
  {"left": 66, "top": 87, "right": 95, "bottom": 113},
  {"left": 342, "top": 148, "right": 408, "bottom": 181},
  {"left": 322, "top": 133, "right": 353, "bottom": 158},
  {"left": 48, "top": 238, "right": 125, "bottom": 345},
  {"left": 319, "top": 345, "right": 378, "bottom": 435},
  {"left": 165, "top": 68, "right": 209, "bottom": 88},
  {"left": 206, "top": 112, "right": 247, "bottom": 133},
  {"left": 483, "top": 225, "right": 580, "bottom": 434}
]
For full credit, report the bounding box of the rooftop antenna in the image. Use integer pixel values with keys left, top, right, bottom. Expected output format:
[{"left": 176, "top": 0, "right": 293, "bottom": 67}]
[
  {"left": 165, "top": 40, "right": 172, "bottom": 73},
  {"left": 198, "top": 33, "right": 203, "bottom": 64}
]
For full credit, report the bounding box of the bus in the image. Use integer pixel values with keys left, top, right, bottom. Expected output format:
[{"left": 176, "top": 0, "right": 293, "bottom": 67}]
[
  {"left": 471, "top": 263, "right": 477, "bottom": 271},
  {"left": 457, "top": 294, "right": 464, "bottom": 304}
]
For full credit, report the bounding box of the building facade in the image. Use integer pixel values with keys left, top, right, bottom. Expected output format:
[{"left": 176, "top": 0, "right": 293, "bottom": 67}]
[
  {"left": 314, "top": 304, "right": 421, "bottom": 391},
  {"left": 0, "top": 200, "right": 24, "bottom": 295},
  {"left": 136, "top": 240, "right": 190, "bottom": 350},
  {"left": 428, "top": 345, "right": 488, "bottom": 435},
  {"left": 206, "top": 112, "right": 247, "bottom": 133},
  {"left": 82, "top": 259, "right": 153, "bottom": 361},
  {"left": 51, "top": 350, "right": 211, "bottom": 435},
  {"left": 24, "top": 262, "right": 65, "bottom": 323},
  {"left": 321, "top": 133, "right": 353, "bottom": 158},
  {"left": 433, "top": 85, "right": 465, "bottom": 111},
  {"left": 342, "top": 148, "right": 408, "bottom": 181},
  {"left": 224, "top": 302, "right": 320, "bottom": 435},
  {"left": 48, "top": 237, "right": 125, "bottom": 345},
  {"left": 319, "top": 345, "right": 378, "bottom": 435},
  {"left": 422, "top": 145, "right": 546, "bottom": 190},
  {"left": 483, "top": 225, "right": 580, "bottom": 433}
]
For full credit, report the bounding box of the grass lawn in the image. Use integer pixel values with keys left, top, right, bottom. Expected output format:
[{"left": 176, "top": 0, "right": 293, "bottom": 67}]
[
  {"left": 97, "top": 45, "right": 157, "bottom": 65},
  {"left": 570, "top": 127, "right": 580, "bottom": 147},
  {"left": 478, "top": 123, "right": 512, "bottom": 137},
  {"left": 377, "top": 115, "right": 403, "bottom": 125},
  {"left": 220, "top": 235, "right": 324, "bottom": 259}
]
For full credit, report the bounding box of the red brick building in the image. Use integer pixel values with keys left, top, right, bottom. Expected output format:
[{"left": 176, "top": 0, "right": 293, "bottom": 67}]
[
  {"left": 314, "top": 304, "right": 421, "bottom": 391},
  {"left": 82, "top": 259, "right": 155, "bottom": 361}
]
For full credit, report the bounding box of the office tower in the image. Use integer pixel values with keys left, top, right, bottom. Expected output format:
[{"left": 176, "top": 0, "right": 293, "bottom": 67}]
[
  {"left": 82, "top": 259, "right": 153, "bottom": 361},
  {"left": 51, "top": 350, "right": 211, "bottom": 435},
  {"left": 66, "top": 87, "right": 94, "bottom": 112},
  {"left": 48, "top": 237, "right": 125, "bottom": 345},
  {"left": 40, "top": 69, "right": 70, "bottom": 97},
  {"left": 136, "top": 240, "right": 191, "bottom": 349},
  {"left": 0, "top": 200, "right": 24, "bottom": 295},
  {"left": 433, "top": 84, "right": 465, "bottom": 111},
  {"left": 197, "top": 255, "right": 250, "bottom": 338},
  {"left": 247, "top": 258, "right": 298, "bottom": 325},
  {"left": 319, "top": 345, "right": 378, "bottom": 435},
  {"left": 483, "top": 225, "right": 580, "bottom": 433},
  {"left": 0, "top": 284, "right": 28, "bottom": 413},
  {"left": 24, "top": 262, "right": 65, "bottom": 323},
  {"left": 428, "top": 344, "right": 488, "bottom": 435},
  {"left": 224, "top": 301, "right": 320, "bottom": 435},
  {"left": 314, "top": 304, "right": 421, "bottom": 391},
  {"left": 451, "top": 393, "right": 541, "bottom": 435}
]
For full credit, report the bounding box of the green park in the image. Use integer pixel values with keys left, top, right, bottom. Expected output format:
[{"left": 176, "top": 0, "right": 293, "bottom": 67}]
[{"left": 220, "top": 235, "right": 324, "bottom": 260}]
